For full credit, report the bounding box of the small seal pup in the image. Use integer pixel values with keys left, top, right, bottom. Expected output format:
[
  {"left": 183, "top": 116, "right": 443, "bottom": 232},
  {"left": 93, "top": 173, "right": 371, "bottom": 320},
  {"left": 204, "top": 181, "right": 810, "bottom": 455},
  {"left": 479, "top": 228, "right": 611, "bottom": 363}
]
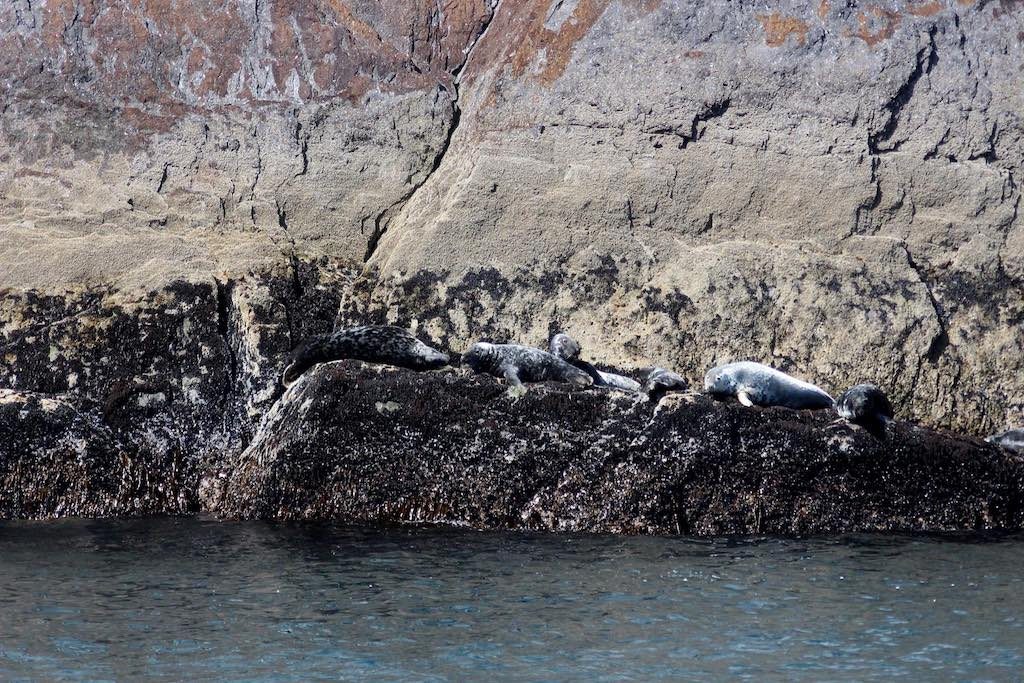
[
  {"left": 549, "top": 332, "right": 641, "bottom": 393},
  {"left": 704, "top": 361, "right": 834, "bottom": 410},
  {"left": 282, "top": 325, "right": 449, "bottom": 387},
  {"left": 836, "top": 383, "right": 893, "bottom": 438},
  {"left": 641, "top": 367, "right": 688, "bottom": 400},
  {"left": 462, "top": 341, "right": 592, "bottom": 397},
  {"left": 987, "top": 429, "right": 1024, "bottom": 453}
]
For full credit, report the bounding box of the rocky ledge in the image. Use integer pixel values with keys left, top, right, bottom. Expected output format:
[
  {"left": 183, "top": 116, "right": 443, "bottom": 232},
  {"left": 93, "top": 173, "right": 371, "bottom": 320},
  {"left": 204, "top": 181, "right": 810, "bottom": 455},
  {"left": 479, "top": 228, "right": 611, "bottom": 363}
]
[{"left": 5, "top": 363, "right": 1021, "bottom": 535}]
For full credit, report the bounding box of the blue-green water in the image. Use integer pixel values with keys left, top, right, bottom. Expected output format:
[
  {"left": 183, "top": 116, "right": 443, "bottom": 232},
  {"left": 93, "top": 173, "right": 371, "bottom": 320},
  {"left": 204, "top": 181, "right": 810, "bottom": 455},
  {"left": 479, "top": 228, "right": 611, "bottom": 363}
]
[{"left": 0, "top": 519, "right": 1022, "bottom": 681}]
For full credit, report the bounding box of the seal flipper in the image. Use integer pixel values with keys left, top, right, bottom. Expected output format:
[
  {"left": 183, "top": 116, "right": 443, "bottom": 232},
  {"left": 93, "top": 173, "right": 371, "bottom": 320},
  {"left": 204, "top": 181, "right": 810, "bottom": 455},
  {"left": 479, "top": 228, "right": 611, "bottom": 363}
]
[
  {"left": 501, "top": 366, "right": 528, "bottom": 403},
  {"left": 501, "top": 363, "right": 524, "bottom": 387},
  {"left": 501, "top": 363, "right": 529, "bottom": 400},
  {"left": 737, "top": 390, "right": 756, "bottom": 407},
  {"left": 572, "top": 359, "right": 605, "bottom": 385}
]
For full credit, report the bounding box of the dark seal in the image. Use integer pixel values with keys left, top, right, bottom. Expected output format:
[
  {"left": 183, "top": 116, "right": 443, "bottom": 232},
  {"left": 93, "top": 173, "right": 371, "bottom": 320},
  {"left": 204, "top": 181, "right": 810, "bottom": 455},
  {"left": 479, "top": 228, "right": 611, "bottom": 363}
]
[
  {"left": 641, "top": 367, "right": 688, "bottom": 400},
  {"left": 987, "top": 429, "right": 1024, "bottom": 454},
  {"left": 549, "top": 333, "right": 641, "bottom": 393},
  {"left": 462, "top": 342, "right": 592, "bottom": 393},
  {"left": 282, "top": 325, "right": 449, "bottom": 387},
  {"left": 837, "top": 383, "right": 894, "bottom": 438}
]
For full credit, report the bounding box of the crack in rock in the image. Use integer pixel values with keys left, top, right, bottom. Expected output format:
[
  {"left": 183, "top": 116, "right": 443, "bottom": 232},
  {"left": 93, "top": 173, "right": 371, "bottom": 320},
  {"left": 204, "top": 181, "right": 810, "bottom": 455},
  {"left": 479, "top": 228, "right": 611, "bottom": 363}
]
[
  {"left": 362, "top": 0, "right": 503, "bottom": 264},
  {"left": 869, "top": 26, "right": 938, "bottom": 154}
]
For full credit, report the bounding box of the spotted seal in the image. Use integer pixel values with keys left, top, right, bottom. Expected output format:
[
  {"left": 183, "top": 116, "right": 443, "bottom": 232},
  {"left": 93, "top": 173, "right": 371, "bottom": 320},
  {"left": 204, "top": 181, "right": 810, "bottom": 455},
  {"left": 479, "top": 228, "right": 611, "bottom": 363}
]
[
  {"left": 987, "top": 429, "right": 1024, "bottom": 454},
  {"left": 463, "top": 342, "right": 592, "bottom": 395},
  {"left": 703, "top": 361, "right": 834, "bottom": 410},
  {"left": 549, "top": 333, "right": 641, "bottom": 393},
  {"left": 836, "top": 383, "right": 893, "bottom": 437},
  {"left": 282, "top": 325, "right": 449, "bottom": 387}
]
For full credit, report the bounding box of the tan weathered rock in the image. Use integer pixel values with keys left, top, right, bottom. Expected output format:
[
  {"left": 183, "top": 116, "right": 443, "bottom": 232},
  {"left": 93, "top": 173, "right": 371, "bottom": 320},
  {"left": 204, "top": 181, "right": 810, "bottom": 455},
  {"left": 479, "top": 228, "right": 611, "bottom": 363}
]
[{"left": 0, "top": 0, "right": 494, "bottom": 289}]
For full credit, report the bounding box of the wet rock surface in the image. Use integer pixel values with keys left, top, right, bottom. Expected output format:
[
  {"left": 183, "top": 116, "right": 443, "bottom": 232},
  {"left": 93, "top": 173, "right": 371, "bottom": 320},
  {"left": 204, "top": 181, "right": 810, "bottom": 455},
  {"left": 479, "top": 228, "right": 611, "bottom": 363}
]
[
  {"left": 212, "top": 362, "right": 1024, "bottom": 536},
  {"left": 0, "top": 389, "right": 191, "bottom": 518},
  {"left": 3, "top": 356, "right": 1023, "bottom": 532}
]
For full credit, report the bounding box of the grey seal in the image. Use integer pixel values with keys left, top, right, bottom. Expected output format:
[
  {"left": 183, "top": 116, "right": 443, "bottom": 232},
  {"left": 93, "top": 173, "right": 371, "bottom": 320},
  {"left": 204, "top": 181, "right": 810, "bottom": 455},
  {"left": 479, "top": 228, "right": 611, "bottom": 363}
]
[
  {"left": 837, "top": 383, "right": 893, "bottom": 437},
  {"left": 282, "top": 325, "right": 449, "bottom": 387},
  {"left": 704, "top": 361, "right": 834, "bottom": 410},
  {"left": 987, "top": 429, "right": 1024, "bottom": 453},
  {"left": 641, "top": 367, "right": 688, "bottom": 399},
  {"left": 549, "top": 333, "right": 641, "bottom": 393},
  {"left": 463, "top": 342, "right": 592, "bottom": 396}
]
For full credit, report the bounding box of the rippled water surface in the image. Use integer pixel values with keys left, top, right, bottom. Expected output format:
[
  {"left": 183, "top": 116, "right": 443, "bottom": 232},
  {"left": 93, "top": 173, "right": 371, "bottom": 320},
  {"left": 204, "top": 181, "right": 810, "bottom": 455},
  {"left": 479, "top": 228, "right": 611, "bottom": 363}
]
[{"left": 1, "top": 520, "right": 1023, "bottom": 681}]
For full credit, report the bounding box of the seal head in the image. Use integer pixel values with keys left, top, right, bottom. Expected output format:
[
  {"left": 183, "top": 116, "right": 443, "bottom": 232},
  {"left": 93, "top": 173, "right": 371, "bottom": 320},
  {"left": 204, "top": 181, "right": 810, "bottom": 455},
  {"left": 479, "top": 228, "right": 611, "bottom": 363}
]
[
  {"left": 462, "top": 342, "right": 501, "bottom": 375},
  {"left": 836, "top": 383, "right": 894, "bottom": 438},
  {"left": 642, "top": 367, "right": 688, "bottom": 400},
  {"left": 987, "top": 429, "right": 1024, "bottom": 453},
  {"left": 549, "top": 333, "right": 582, "bottom": 362}
]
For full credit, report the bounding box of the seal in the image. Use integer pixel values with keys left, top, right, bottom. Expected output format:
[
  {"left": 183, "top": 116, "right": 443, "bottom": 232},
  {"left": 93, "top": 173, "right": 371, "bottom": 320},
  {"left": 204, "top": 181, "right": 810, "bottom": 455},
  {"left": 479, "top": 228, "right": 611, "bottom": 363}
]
[
  {"left": 549, "top": 333, "right": 641, "bottom": 393},
  {"left": 703, "top": 361, "right": 834, "bottom": 410},
  {"left": 282, "top": 325, "right": 449, "bottom": 387},
  {"left": 987, "top": 429, "right": 1024, "bottom": 453},
  {"left": 641, "top": 367, "right": 688, "bottom": 399},
  {"left": 462, "top": 341, "right": 592, "bottom": 396},
  {"left": 836, "top": 383, "right": 893, "bottom": 437}
]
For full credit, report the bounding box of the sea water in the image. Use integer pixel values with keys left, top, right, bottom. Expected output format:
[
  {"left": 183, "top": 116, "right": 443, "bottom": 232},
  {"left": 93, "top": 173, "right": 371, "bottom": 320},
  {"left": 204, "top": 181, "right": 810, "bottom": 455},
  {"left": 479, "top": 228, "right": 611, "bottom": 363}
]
[{"left": 1, "top": 519, "right": 1022, "bottom": 681}]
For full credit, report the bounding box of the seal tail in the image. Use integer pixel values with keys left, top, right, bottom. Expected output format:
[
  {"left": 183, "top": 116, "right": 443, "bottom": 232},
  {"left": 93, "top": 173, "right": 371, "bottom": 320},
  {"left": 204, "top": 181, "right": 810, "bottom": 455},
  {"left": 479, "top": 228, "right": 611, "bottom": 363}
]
[{"left": 570, "top": 359, "right": 605, "bottom": 386}]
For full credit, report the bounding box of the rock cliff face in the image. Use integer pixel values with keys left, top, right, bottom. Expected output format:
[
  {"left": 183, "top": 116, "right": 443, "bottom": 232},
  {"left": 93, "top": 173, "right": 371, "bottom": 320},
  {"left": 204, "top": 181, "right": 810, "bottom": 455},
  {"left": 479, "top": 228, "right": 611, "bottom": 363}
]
[
  {"left": 362, "top": 0, "right": 1024, "bottom": 437},
  {"left": 212, "top": 363, "right": 1024, "bottom": 535},
  {"left": 0, "top": 1, "right": 1022, "bottom": 523},
  {"left": 5, "top": 363, "right": 1024, "bottom": 535}
]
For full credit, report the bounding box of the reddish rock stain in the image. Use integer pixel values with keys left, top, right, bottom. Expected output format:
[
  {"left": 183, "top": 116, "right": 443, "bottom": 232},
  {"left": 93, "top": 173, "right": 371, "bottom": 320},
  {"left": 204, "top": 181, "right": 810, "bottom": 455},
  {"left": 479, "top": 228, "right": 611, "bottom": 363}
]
[
  {"left": 817, "top": 0, "right": 831, "bottom": 22},
  {"left": 5, "top": 0, "right": 494, "bottom": 142},
  {"left": 907, "top": 1, "right": 943, "bottom": 17},
  {"left": 500, "top": 0, "right": 661, "bottom": 86},
  {"left": 851, "top": 6, "right": 902, "bottom": 48},
  {"left": 757, "top": 12, "right": 810, "bottom": 47}
]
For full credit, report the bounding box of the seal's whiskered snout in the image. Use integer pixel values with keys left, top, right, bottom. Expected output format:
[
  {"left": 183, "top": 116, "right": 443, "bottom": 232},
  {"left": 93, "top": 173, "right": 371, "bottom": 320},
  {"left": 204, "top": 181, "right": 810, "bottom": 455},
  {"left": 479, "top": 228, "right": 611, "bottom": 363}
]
[
  {"left": 411, "top": 340, "right": 449, "bottom": 370},
  {"left": 703, "top": 371, "right": 731, "bottom": 396}
]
